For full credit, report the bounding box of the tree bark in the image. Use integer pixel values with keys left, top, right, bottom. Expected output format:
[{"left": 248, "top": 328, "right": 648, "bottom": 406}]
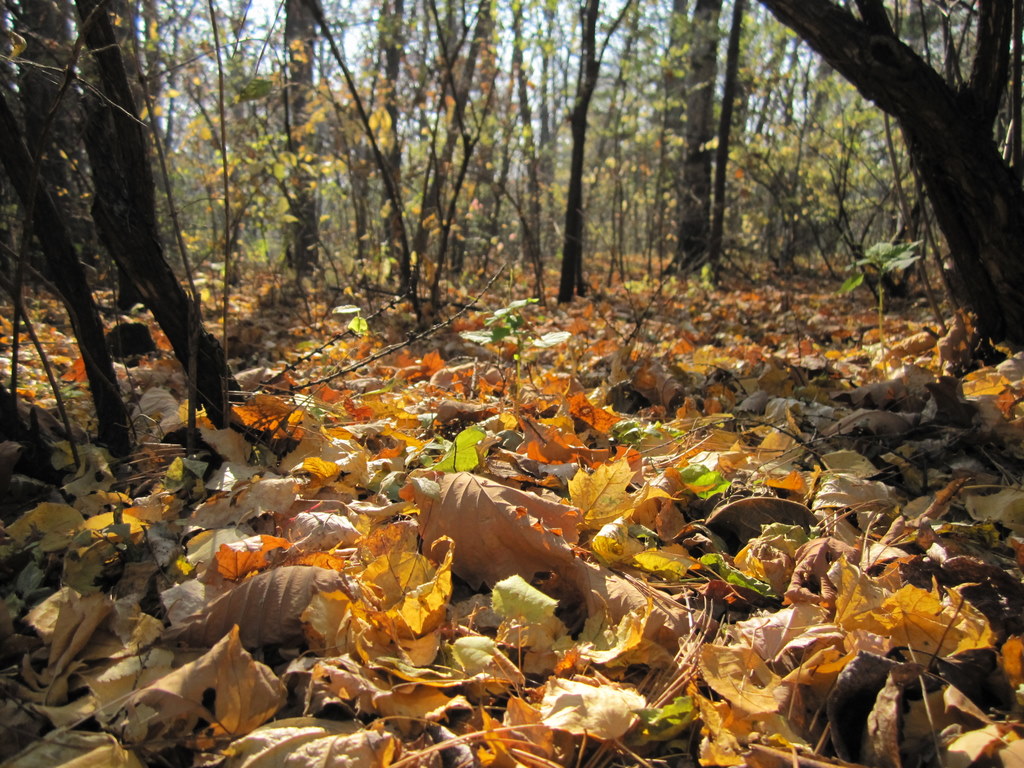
[
  {"left": 0, "top": 92, "right": 131, "bottom": 455},
  {"left": 668, "top": 0, "right": 723, "bottom": 274},
  {"left": 284, "top": 0, "right": 319, "bottom": 278},
  {"left": 75, "top": 0, "right": 236, "bottom": 426},
  {"left": 558, "top": 0, "right": 602, "bottom": 304},
  {"left": 759, "top": 0, "right": 1024, "bottom": 346},
  {"left": 707, "top": 0, "right": 745, "bottom": 270},
  {"left": 512, "top": 0, "right": 545, "bottom": 296}
]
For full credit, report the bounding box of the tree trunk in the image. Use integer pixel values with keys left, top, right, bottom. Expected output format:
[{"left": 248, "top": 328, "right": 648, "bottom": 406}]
[
  {"left": 512, "top": 0, "right": 545, "bottom": 296},
  {"left": 378, "top": 0, "right": 410, "bottom": 298},
  {"left": 707, "top": 0, "right": 745, "bottom": 270},
  {"left": 0, "top": 93, "right": 131, "bottom": 455},
  {"left": 284, "top": 0, "right": 320, "bottom": 278},
  {"left": 667, "top": 0, "right": 723, "bottom": 274},
  {"left": 75, "top": 0, "right": 236, "bottom": 426},
  {"left": 558, "top": 0, "right": 602, "bottom": 304},
  {"left": 415, "top": 0, "right": 491, "bottom": 312},
  {"left": 758, "top": 0, "right": 1024, "bottom": 346}
]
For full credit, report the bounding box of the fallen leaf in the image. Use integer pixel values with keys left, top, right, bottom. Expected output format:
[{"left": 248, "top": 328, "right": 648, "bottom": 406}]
[
  {"left": 124, "top": 626, "right": 285, "bottom": 745},
  {"left": 167, "top": 565, "right": 350, "bottom": 648},
  {"left": 537, "top": 677, "right": 646, "bottom": 739}
]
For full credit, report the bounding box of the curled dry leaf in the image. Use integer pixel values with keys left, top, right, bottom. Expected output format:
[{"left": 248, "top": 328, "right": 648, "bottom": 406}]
[
  {"left": 706, "top": 497, "right": 817, "bottom": 549},
  {"left": 412, "top": 472, "right": 693, "bottom": 640},
  {"left": 123, "top": 626, "right": 285, "bottom": 746},
  {"left": 224, "top": 719, "right": 397, "bottom": 768},
  {"left": 785, "top": 538, "right": 857, "bottom": 608},
  {"left": 2, "top": 730, "right": 145, "bottom": 768},
  {"left": 412, "top": 472, "right": 581, "bottom": 590},
  {"left": 166, "top": 565, "right": 350, "bottom": 649}
]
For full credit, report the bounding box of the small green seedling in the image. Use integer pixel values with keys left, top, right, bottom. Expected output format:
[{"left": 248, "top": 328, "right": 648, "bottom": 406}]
[
  {"left": 839, "top": 241, "right": 920, "bottom": 371},
  {"left": 461, "top": 298, "right": 571, "bottom": 401},
  {"left": 332, "top": 304, "right": 369, "bottom": 336}
]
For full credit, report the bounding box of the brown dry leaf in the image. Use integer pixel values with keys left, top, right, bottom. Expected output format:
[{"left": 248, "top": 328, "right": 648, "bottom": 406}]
[
  {"left": 224, "top": 720, "right": 397, "bottom": 768},
  {"left": 190, "top": 477, "right": 299, "bottom": 529},
  {"left": 735, "top": 603, "right": 844, "bottom": 668},
  {"left": 706, "top": 497, "right": 817, "bottom": 546},
  {"left": 786, "top": 538, "right": 858, "bottom": 608},
  {"left": 520, "top": 415, "right": 613, "bottom": 466},
  {"left": 632, "top": 359, "right": 686, "bottom": 409},
  {"left": 699, "top": 643, "right": 784, "bottom": 717},
  {"left": 2, "top": 730, "right": 144, "bottom": 768},
  {"left": 124, "top": 626, "right": 285, "bottom": 745},
  {"left": 572, "top": 559, "right": 691, "bottom": 643},
  {"left": 861, "top": 672, "right": 903, "bottom": 768},
  {"left": 167, "top": 565, "right": 349, "bottom": 648},
  {"left": 25, "top": 589, "right": 115, "bottom": 692},
  {"left": 411, "top": 471, "right": 581, "bottom": 589},
  {"left": 374, "top": 683, "right": 470, "bottom": 721}
]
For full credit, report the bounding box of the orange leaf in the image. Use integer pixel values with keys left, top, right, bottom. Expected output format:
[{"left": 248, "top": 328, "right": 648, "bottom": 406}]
[
  {"left": 216, "top": 535, "right": 291, "bottom": 581},
  {"left": 567, "top": 391, "right": 621, "bottom": 434},
  {"left": 234, "top": 394, "right": 302, "bottom": 440},
  {"left": 61, "top": 356, "right": 88, "bottom": 383},
  {"left": 766, "top": 470, "right": 808, "bottom": 496}
]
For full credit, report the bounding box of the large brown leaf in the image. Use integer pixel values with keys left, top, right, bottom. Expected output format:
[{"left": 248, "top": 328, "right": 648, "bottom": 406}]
[
  {"left": 124, "top": 626, "right": 284, "bottom": 745},
  {"left": 166, "top": 566, "right": 350, "bottom": 649},
  {"left": 413, "top": 473, "right": 691, "bottom": 640},
  {"left": 413, "top": 472, "right": 581, "bottom": 589}
]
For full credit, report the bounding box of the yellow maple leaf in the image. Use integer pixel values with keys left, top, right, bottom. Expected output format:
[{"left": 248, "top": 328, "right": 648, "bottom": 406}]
[
  {"left": 878, "top": 583, "right": 993, "bottom": 657},
  {"left": 569, "top": 457, "right": 634, "bottom": 527}
]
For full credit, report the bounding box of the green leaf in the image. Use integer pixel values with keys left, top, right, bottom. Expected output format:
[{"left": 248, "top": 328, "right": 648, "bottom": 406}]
[
  {"left": 699, "top": 553, "right": 776, "bottom": 597},
  {"left": 532, "top": 331, "right": 571, "bottom": 349},
  {"left": 635, "top": 695, "right": 696, "bottom": 742},
  {"left": 863, "top": 240, "right": 921, "bottom": 272},
  {"left": 331, "top": 305, "right": 361, "bottom": 316},
  {"left": 236, "top": 78, "right": 273, "bottom": 102},
  {"left": 460, "top": 329, "right": 496, "bottom": 345},
  {"left": 347, "top": 315, "right": 369, "bottom": 336},
  {"left": 678, "top": 464, "right": 729, "bottom": 498},
  {"left": 838, "top": 273, "right": 864, "bottom": 294},
  {"left": 885, "top": 254, "right": 920, "bottom": 273},
  {"left": 493, "top": 299, "right": 537, "bottom": 319},
  {"left": 491, "top": 573, "right": 558, "bottom": 623},
  {"left": 431, "top": 425, "right": 486, "bottom": 472},
  {"left": 451, "top": 635, "right": 501, "bottom": 675}
]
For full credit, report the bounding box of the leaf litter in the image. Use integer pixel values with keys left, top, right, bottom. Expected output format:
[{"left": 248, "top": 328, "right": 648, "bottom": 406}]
[{"left": 4, "top": 279, "right": 1024, "bottom": 767}]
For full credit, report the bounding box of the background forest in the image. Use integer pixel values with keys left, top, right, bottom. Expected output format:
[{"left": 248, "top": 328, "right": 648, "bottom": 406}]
[
  {"left": 2, "top": 0, "right": 945, "bottom": 316},
  {"left": 5, "top": 2, "right": 1024, "bottom": 768}
]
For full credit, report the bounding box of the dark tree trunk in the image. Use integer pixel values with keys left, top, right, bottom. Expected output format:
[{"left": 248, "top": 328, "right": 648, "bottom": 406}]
[
  {"left": 422, "top": 0, "right": 491, "bottom": 312},
  {"left": 75, "top": 0, "right": 236, "bottom": 426},
  {"left": 0, "top": 93, "right": 131, "bottom": 455},
  {"left": 285, "top": 0, "right": 319, "bottom": 278},
  {"left": 512, "top": 1, "right": 545, "bottom": 297},
  {"left": 378, "top": 0, "right": 410, "bottom": 299},
  {"left": 707, "top": 0, "right": 745, "bottom": 269},
  {"left": 758, "top": 0, "right": 1024, "bottom": 346},
  {"left": 667, "top": 0, "right": 723, "bottom": 274},
  {"left": 558, "top": 0, "right": 602, "bottom": 304}
]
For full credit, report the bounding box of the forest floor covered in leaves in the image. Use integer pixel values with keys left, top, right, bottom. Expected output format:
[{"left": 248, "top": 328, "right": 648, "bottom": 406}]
[{"left": 3, "top": 272, "right": 1024, "bottom": 768}]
